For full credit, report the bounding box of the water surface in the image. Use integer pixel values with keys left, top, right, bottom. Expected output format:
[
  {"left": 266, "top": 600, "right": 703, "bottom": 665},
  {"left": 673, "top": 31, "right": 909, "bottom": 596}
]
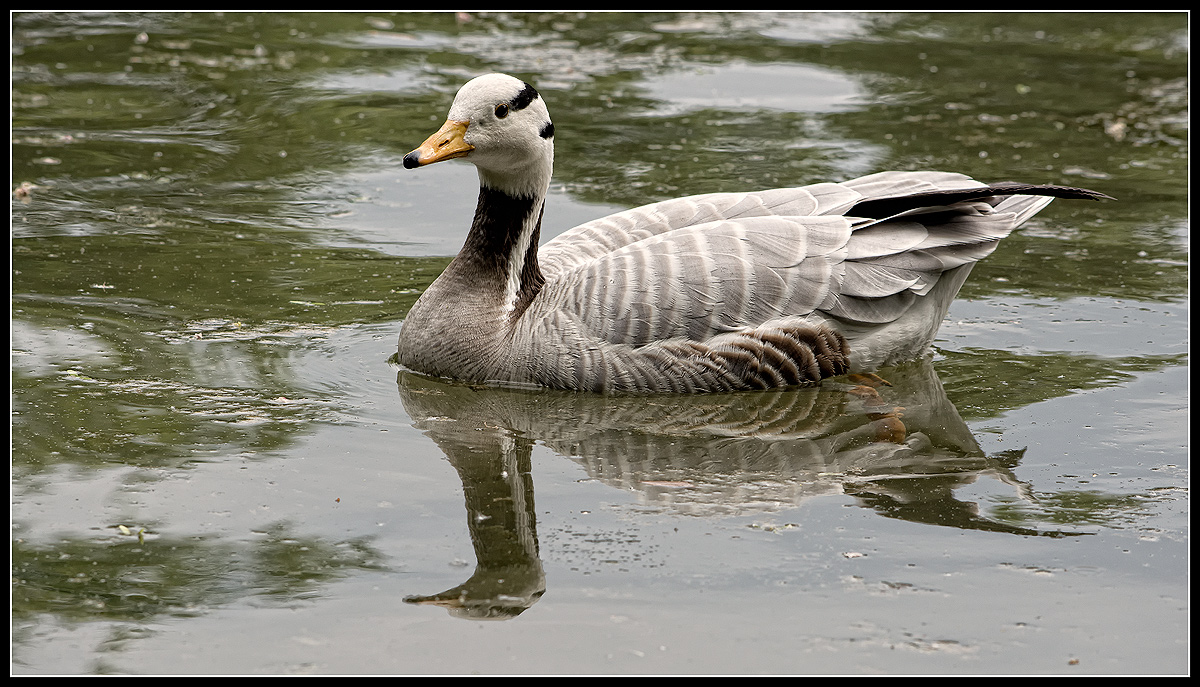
[{"left": 12, "top": 11, "right": 1188, "bottom": 675}]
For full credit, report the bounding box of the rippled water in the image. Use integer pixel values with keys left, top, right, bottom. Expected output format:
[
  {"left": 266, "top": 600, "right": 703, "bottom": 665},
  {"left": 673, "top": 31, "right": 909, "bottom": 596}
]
[{"left": 12, "top": 12, "right": 1188, "bottom": 675}]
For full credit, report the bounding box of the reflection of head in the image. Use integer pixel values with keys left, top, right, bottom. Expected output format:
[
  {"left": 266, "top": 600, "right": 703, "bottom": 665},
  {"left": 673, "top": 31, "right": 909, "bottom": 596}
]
[{"left": 405, "top": 586, "right": 546, "bottom": 620}]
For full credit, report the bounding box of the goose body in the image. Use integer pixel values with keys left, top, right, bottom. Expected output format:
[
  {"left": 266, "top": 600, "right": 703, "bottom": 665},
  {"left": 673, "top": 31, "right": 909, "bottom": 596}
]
[{"left": 397, "top": 73, "right": 1108, "bottom": 393}]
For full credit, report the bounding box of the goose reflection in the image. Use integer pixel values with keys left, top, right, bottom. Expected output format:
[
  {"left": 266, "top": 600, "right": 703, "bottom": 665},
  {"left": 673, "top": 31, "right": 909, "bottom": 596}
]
[{"left": 398, "top": 357, "right": 1075, "bottom": 619}]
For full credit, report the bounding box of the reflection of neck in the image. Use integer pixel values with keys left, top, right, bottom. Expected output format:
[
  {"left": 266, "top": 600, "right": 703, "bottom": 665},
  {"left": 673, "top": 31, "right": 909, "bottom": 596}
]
[
  {"left": 460, "top": 433, "right": 541, "bottom": 566},
  {"left": 404, "top": 429, "right": 545, "bottom": 620}
]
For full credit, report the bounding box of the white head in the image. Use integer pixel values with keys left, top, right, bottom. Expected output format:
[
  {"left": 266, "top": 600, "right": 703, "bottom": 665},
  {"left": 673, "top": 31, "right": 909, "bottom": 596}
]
[{"left": 404, "top": 73, "right": 555, "bottom": 199}]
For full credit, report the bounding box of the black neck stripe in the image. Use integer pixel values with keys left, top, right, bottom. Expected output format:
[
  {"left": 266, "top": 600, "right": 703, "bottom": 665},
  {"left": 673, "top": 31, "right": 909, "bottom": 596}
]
[{"left": 462, "top": 186, "right": 546, "bottom": 317}]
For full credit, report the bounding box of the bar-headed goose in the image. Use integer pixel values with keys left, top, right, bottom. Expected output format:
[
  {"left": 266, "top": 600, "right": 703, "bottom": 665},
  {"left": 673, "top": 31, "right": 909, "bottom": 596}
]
[{"left": 397, "top": 73, "right": 1108, "bottom": 393}]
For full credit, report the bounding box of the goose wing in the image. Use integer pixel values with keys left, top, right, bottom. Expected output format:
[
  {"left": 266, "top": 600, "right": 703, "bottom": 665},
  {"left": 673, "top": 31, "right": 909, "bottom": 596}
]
[
  {"left": 537, "top": 171, "right": 992, "bottom": 279},
  {"left": 539, "top": 214, "right": 854, "bottom": 346},
  {"left": 538, "top": 183, "right": 863, "bottom": 277},
  {"left": 536, "top": 192, "right": 1044, "bottom": 347}
]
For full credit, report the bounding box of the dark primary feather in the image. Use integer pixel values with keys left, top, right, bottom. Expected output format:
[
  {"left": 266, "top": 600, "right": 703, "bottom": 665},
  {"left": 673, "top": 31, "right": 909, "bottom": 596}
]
[{"left": 848, "top": 183, "right": 1114, "bottom": 219}]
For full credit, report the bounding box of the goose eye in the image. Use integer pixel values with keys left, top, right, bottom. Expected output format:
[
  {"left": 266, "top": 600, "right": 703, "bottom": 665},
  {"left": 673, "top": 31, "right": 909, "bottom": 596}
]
[{"left": 494, "top": 104, "right": 509, "bottom": 119}]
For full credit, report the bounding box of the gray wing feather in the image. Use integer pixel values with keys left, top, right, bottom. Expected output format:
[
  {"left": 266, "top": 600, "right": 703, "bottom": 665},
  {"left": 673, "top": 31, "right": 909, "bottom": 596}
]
[
  {"left": 540, "top": 215, "right": 853, "bottom": 345},
  {"left": 838, "top": 170, "right": 986, "bottom": 199},
  {"left": 540, "top": 184, "right": 864, "bottom": 276}
]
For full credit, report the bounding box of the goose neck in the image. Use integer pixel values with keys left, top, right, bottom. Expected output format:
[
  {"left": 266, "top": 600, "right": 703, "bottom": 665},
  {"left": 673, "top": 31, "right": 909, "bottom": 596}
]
[{"left": 452, "top": 183, "right": 546, "bottom": 320}]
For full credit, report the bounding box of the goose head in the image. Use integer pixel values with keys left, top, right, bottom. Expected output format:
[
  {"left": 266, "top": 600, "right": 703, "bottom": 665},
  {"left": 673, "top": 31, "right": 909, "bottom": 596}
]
[{"left": 403, "top": 73, "right": 555, "bottom": 200}]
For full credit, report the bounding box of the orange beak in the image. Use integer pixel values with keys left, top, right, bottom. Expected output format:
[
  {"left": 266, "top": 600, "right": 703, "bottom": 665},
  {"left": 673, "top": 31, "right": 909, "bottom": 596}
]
[{"left": 403, "top": 119, "right": 473, "bottom": 168}]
